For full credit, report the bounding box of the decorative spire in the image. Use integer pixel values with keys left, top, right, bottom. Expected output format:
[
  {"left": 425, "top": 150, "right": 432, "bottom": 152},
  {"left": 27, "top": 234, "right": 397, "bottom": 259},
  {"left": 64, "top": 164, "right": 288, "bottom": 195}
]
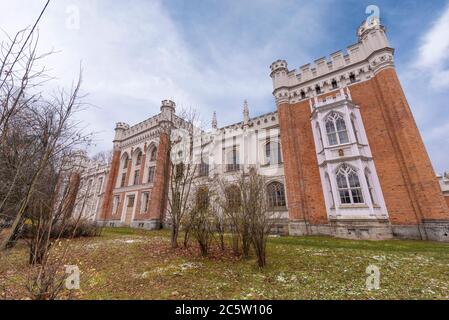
[
  {"left": 212, "top": 111, "right": 217, "bottom": 129},
  {"left": 243, "top": 99, "right": 249, "bottom": 124}
]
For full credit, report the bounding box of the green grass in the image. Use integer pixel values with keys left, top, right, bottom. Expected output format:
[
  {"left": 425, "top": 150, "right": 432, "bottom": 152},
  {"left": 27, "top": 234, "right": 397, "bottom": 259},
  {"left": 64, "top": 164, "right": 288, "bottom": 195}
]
[{"left": 1, "top": 227, "right": 448, "bottom": 300}]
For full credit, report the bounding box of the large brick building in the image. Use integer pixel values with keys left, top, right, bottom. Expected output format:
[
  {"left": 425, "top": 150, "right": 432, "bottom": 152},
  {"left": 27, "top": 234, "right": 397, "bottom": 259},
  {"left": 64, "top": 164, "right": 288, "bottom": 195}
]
[{"left": 73, "top": 17, "right": 449, "bottom": 241}]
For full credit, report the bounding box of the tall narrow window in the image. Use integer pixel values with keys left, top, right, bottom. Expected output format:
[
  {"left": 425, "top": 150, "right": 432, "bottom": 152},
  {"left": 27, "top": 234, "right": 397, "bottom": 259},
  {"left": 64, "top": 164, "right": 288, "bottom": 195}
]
[
  {"left": 300, "top": 91, "right": 306, "bottom": 99},
  {"left": 336, "top": 164, "right": 364, "bottom": 204},
  {"left": 141, "top": 192, "right": 149, "bottom": 213},
  {"left": 267, "top": 182, "right": 286, "bottom": 208},
  {"left": 349, "top": 73, "right": 356, "bottom": 83},
  {"left": 120, "top": 173, "right": 126, "bottom": 187},
  {"left": 136, "top": 151, "right": 142, "bottom": 166},
  {"left": 122, "top": 155, "right": 129, "bottom": 169},
  {"left": 133, "top": 170, "right": 140, "bottom": 185},
  {"left": 325, "top": 173, "right": 335, "bottom": 207},
  {"left": 331, "top": 79, "right": 338, "bottom": 89},
  {"left": 198, "top": 161, "right": 209, "bottom": 177},
  {"left": 315, "top": 85, "right": 321, "bottom": 94},
  {"left": 325, "top": 112, "right": 349, "bottom": 146},
  {"left": 112, "top": 196, "right": 120, "bottom": 215},
  {"left": 364, "top": 168, "right": 377, "bottom": 206},
  {"left": 150, "top": 147, "right": 157, "bottom": 161},
  {"left": 226, "top": 148, "right": 239, "bottom": 172},
  {"left": 265, "top": 141, "right": 282, "bottom": 165},
  {"left": 351, "top": 115, "right": 360, "bottom": 144},
  {"left": 148, "top": 166, "right": 155, "bottom": 183}
]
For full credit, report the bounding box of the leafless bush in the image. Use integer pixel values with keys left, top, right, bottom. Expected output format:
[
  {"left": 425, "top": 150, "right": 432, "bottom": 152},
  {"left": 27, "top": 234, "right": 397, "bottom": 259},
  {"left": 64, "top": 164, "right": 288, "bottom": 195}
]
[
  {"left": 0, "top": 0, "right": 96, "bottom": 299},
  {"left": 188, "top": 186, "right": 214, "bottom": 256}
]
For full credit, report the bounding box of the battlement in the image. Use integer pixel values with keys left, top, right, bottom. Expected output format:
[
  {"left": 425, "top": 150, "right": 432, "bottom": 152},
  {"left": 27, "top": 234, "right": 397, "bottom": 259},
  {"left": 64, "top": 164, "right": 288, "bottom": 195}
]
[
  {"left": 270, "top": 59, "right": 288, "bottom": 75},
  {"left": 161, "top": 99, "right": 176, "bottom": 110},
  {"left": 270, "top": 18, "right": 392, "bottom": 97},
  {"left": 115, "top": 122, "right": 130, "bottom": 130}
]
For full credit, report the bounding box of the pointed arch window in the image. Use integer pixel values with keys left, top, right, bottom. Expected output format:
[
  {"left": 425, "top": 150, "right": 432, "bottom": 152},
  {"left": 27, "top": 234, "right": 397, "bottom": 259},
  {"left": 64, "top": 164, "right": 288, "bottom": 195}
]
[
  {"left": 267, "top": 182, "right": 286, "bottom": 208},
  {"left": 122, "top": 154, "right": 129, "bottom": 169},
  {"left": 149, "top": 146, "right": 157, "bottom": 162},
  {"left": 135, "top": 151, "right": 142, "bottom": 166},
  {"left": 336, "top": 164, "right": 364, "bottom": 204},
  {"left": 325, "top": 112, "right": 349, "bottom": 146}
]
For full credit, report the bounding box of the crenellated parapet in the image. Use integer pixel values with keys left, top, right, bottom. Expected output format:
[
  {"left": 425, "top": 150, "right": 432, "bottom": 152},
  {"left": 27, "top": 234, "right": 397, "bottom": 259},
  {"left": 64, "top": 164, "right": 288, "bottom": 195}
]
[{"left": 270, "top": 17, "right": 394, "bottom": 106}]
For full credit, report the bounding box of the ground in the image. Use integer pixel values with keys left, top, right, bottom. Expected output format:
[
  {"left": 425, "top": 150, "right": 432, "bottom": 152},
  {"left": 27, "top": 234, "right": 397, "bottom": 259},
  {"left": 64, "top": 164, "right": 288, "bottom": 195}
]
[{"left": 1, "top": 227, "right": 448, "bottom": 299}]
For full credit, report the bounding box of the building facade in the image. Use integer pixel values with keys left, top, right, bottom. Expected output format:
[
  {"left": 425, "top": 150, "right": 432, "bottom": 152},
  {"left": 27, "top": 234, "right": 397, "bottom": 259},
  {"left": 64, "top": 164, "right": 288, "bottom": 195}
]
[{"left": 73, "top": 17, "right": 449, "bottom": 241}]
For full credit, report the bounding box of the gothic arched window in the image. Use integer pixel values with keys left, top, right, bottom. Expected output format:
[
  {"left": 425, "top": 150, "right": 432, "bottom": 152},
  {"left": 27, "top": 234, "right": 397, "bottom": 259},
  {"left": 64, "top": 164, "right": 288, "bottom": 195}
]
[
  {"left": 149, "top": 146, "right": 157, "bottom": 162},
  {"left": 121, "top": 153, "right": 129, "bottom": 169},
  {"left": 325, "top": 112, "right": 349, "bottom": 146},
  {"left": 135, "top": 150, "right": 142, "bottom": 166},
  {"left": 267, "top": 182, "right": 286, "bottom": 208},
  {"left": 336, "top": 164, "right": 364, "bottom": 204}
]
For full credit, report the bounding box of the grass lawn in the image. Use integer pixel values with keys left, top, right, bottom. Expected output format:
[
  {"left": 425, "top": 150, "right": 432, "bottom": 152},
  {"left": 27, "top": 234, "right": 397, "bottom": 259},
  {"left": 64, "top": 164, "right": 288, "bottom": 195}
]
[{"left": 1, "top": 227, "right": 448, "bottom": 299}]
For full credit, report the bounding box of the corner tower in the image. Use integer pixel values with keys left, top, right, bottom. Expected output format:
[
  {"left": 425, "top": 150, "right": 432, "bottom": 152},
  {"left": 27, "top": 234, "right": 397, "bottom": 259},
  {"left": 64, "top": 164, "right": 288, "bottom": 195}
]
[{"left": 271, "top": 17, "right": 449, "bottom": 241}]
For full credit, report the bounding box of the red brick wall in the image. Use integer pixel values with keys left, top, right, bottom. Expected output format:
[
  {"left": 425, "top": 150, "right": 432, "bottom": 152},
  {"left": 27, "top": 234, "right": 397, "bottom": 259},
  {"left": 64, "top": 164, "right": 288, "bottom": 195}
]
[
  {"left": 445, "top": 196, "right": 449, "bottom": 209},
  {"left": 351, "top": 68, "right": 449, "bottom": 224},
  {"left": 278, "top": 101, "right": 328, "bottom": 224},
  {"left": 278, "top": 67, "right": 449, "bottom": 226},
  {"left": 148, "top": 132, "right": 170, "bottom": 221},
  {"left": 100, "top": 150, "right": 121, "bottom": 220}
]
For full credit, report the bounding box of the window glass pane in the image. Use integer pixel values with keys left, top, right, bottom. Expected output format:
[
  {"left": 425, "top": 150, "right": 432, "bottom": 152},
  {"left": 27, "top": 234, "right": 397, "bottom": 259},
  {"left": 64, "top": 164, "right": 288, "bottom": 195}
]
[
  {"left": 336, "top": 118, "right": 346, "bottom": 131},
  {"left": 338, "top": 131, "right": 349, "bottom": 144},
  {"left": 326, "top": 121, "right": 335, "bottom": 133},
  {"left": 348, "top": 172, "right": 360, "bottom": 188},
  {"left": 339, "top": 190, "right": 351, "bottom": 204},
  {"left": 351, "top": 189, "right": 364, "bottom": 203},
  {"left": 328, "top": 133, "right": 338, "bottom": 145},
  {"left": 336, "top": 174, "right": 348, "bottom": 188}
]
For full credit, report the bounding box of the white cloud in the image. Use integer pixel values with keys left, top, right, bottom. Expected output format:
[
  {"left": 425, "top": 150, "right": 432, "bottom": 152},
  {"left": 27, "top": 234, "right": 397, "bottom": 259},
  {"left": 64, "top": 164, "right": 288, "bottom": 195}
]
[{"left": 414, "top": 3, "right": 449, "bottom": 89}]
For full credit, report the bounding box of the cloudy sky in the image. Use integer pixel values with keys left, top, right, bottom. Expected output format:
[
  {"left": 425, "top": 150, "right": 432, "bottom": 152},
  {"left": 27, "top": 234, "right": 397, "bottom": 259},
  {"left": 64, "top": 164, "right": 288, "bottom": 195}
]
[{"left": 1, "top": 0, "right": 448, "bottom": 173}]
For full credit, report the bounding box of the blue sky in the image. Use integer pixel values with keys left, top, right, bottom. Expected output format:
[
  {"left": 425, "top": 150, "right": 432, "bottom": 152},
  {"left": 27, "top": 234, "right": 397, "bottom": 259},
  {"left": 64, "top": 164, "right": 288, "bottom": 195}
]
[{"left": 1, "top": 0, "right": 448, "bottom": 172}]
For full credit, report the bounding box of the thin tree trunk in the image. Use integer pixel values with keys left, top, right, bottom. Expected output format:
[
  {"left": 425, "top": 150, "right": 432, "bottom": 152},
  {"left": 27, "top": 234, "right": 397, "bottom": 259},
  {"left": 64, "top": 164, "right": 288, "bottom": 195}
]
[{"left": 171, "top": 224, "right": 179, "bottom": 249}]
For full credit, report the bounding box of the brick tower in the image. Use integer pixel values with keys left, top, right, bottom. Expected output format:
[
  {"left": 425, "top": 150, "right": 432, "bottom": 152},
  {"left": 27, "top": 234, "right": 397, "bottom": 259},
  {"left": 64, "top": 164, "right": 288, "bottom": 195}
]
[
  {"left": 98, "top": 100, "right": 174, "bottom": 229},
  {"left": 270, "top": 17, "right": 449, "bottom": 241}
]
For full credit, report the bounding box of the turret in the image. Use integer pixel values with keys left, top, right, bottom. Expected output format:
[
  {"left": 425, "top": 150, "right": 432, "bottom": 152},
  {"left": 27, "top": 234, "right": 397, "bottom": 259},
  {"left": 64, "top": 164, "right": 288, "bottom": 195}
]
[
  {"left": 269, "top": 60, "right": 292, "bottom": 105},
  {"left": 357, "top": 16, "right": 390, "bottom": 56},
  {"left": 114, "top": 122, "right": 129, "bottom": 146},
  {"left": 160, "top": 99, "right": 176, "bottom": 119}
]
